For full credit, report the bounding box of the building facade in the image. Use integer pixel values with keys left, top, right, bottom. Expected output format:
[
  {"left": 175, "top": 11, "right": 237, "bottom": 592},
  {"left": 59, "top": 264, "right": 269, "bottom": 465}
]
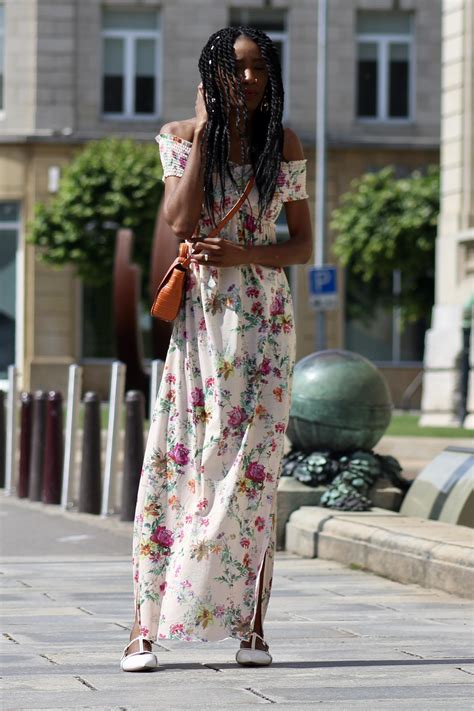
[
  {"left": 420, "top": 0, "right": 474, "bottom": 426},
  {"left": 0, "top": 0, "right": 441, "bottom": 404}
]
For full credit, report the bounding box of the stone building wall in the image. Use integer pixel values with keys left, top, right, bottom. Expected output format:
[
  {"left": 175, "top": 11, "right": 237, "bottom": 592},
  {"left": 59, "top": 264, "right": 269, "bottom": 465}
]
[
  {"left": 326, "top": 0, "right": 441, "bottom": 145},
  {"left": 421, "top": 0, "right": 474, "bottom": 426},
  {"left": 0, "top": 0, "right": 442, "bottom": 402},
  {"left": 1, "top": 0, "right": 37, "bottom": 134},
  {"left": 2, "top": 0, "right": 442, "bottom": 140}
]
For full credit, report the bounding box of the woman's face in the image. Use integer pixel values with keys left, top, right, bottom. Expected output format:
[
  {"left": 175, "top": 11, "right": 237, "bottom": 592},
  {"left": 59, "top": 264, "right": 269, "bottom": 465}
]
[{"left": 232, "top": 35, "right": 269, "bottom": 112}]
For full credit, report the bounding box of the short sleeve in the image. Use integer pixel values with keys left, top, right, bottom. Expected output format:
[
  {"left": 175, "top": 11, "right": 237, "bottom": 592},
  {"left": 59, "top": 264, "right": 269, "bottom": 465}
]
[
  {"left": 277, "top": 160, "right": 309, "bottom": 202},
  {"left": 156, "top": 133, "right": 192, "bottom": 180}
]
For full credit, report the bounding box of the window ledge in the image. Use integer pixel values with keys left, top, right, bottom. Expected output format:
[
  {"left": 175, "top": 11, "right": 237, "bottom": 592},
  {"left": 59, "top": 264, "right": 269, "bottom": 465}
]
[
  {"left": 374, "top": 361, "right": 423, "bottom": 368},
  {"left": 355, "top": 117, "right": 415, "bottom": 125},
  {"left": 327, "top": 133, "right": 439, "bottom": 150},
  {"left": 101, "top": 113, "right": 160, "bottom": 122}
]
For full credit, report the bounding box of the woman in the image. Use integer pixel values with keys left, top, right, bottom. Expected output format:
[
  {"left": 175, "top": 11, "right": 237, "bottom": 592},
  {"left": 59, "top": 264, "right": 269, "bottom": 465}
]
[{"left": 121, "top": 25, "right": 312, "bottom": 672}]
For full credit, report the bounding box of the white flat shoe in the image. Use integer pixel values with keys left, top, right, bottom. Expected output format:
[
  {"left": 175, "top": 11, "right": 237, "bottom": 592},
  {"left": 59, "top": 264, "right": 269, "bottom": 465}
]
[
  {"left": 236, "top": 632, "right": 272, "bottom": 667},
  {"left": 120, "top": 635, "right": 158, "bottom": 672}
]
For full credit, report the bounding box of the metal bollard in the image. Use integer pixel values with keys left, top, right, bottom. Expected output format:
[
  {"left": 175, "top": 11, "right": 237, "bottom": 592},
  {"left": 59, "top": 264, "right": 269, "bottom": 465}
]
[
  {"left": 149, "top": 359, "right": 165, "bottom": 422},
  {"left": 121, "top": 390, "right": 145, "bottom": 521},
  {"left": 101, "top": 361, "right": 126, "bottom": 516},
  {"left": 5, "top": 365, "right": 17, "bottom": 495},
  {"left": 459, "top": 323, "right": 471, "bottom": 424},
  {"left": 0, "top": 390, "right": 5, "bottom": 488},
  {"left": 18, "top": 392, "right": 33, "bottom": 498},
  {"left": 78, "top": 392, "right": 102, "bottom": 514},
  {"left": 42, "top": 392, "right": 64, "bottom": 505},
  {"left": 28, "top": 391, "right": 48, "bottom": 501},
  {"left": 61, "top": 364, "right": 83, "bottom": 510}
]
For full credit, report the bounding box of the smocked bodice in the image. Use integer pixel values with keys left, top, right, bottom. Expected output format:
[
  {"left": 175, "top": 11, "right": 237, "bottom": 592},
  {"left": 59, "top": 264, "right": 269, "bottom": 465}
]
[{"left": 157, "top": 133, "right": 308, "bottom": 246}]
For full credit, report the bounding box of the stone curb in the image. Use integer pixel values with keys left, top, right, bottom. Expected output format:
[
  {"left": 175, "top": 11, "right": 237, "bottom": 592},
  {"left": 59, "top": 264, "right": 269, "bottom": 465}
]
[
  {"left": 276, "top": 477, "right": 404, "bottom": 550},
  {"left": 286, "top": 506, "right": 474, "bottom": 599}
]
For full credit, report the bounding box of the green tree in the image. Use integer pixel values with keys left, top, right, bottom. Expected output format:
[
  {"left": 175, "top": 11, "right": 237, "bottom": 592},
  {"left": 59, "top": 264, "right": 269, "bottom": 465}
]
[
  {"left": 28, "top": 138, "right": 163, "bottom": 294},
  {"left": 330, "top": 166, "right": 439, "bottom": 324}
]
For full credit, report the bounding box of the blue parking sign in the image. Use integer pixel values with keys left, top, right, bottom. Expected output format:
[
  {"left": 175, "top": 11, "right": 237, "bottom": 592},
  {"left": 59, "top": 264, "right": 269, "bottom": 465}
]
[{"left": 308, "top": 266, "right": 338, "bottom": 309}]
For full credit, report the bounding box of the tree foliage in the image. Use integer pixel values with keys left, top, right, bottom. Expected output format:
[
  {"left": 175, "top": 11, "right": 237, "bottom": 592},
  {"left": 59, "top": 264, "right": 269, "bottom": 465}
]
[
  {"left": 28, "top": 138, "right": 163, "bottom": 293},
  {"left": 330, "top": 166, "right": 439, "bottom": 324}
]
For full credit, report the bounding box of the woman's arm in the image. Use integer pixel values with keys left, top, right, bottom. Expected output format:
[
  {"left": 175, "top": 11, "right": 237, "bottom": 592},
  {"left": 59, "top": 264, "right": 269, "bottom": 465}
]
[
  {"left": 247, "top": 198, "right": 313, "bottom": 267},
  {"left": 161, "top": 88, "right": 207, "bottom": 240},
  {"left": 191, "top": 128, "right": 313, "bottom": 268},
  {"left": 248, "top": 128, "right": 312, "bottom": 266}
]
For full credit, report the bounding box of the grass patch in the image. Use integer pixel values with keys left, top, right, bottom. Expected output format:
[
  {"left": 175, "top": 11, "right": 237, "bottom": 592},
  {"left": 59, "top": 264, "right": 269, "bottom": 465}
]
[
  {"left": 72, "top": 405, "right": 472, "bottom": 440},
  {"left": 386, "top": 413, "right": 474, "bottom": 439},
  {"left": 74, "top": 403, "right": 150, "bottom": 430}
]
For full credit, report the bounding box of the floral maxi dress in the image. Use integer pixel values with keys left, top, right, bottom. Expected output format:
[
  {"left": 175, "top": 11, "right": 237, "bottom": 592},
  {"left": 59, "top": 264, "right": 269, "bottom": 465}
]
[{"left": 132, "top": 133, "right": 308, "bottom": 642}]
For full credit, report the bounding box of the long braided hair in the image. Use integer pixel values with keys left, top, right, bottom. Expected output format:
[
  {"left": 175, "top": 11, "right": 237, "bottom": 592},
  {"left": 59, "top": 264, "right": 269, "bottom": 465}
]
[{"left": 198, "top": 26, "right": 284, "bottom": 222}]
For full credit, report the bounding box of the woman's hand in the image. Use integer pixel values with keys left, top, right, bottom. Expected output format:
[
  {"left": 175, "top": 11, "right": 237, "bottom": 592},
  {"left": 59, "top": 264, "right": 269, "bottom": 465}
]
[
  {"left": 195, "top": 84, "right": 208, "bottom": 132},
  {"left": 190, "top": 237, "right": 249, "bottom": 267}
]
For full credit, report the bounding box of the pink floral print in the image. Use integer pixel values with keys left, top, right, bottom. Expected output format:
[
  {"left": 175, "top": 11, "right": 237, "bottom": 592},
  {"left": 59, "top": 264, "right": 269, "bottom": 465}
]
[{"left": 132, "top": 133, "right": 307, "bottom": 643}]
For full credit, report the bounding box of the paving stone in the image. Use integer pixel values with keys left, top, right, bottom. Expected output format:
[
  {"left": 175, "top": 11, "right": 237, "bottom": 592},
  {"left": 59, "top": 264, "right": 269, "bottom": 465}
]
[
  {"left": 4, "top": 685, "right": 267, "bottom": 709},
  {"left": 217, "top": 665, "right": 474, "bottom": 693},
  {"left": 279, "top": 682, "right": 474, "bottom": 703},
  {"left": 1, "top": 675, "right": 91, "bottom": 692},
  {"left": 1, "top": 495, "right": 473, "bottom": 709},
  {"left": 310, "top": 702, "right": 472, "bottom": 710},
  {"left": 1, "top": 606, "right": 92, "bottom": 617},
  {"left": 0, "top": 653, "right": 54, "bottom": 673}
]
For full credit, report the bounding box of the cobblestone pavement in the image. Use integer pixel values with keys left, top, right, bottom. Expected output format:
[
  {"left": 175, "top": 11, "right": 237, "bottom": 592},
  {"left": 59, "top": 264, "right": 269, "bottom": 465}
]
[{"left": 1, "top": 495, "right": 473, "bottom": 710}]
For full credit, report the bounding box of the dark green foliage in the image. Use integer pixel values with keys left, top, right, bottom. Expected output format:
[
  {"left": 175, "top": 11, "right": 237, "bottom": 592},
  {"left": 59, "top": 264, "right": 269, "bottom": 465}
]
[
  {"left": 330, "top": 166, "right": 439, "bottom": 324},
  {"left": 28, "top": 138, "right": 163, "bottom": 294},
  {"left": 281, "top": 448, "right": 407, "bottom": 511}
]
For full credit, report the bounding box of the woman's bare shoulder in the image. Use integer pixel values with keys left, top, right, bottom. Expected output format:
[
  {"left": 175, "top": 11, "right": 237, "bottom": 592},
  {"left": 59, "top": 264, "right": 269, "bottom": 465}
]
[
  {"left": 282, "top": 127, "right": 305, "bottom": 162},
  {"left": 159, "top": 119, "right": 196, "bottom": 143}
]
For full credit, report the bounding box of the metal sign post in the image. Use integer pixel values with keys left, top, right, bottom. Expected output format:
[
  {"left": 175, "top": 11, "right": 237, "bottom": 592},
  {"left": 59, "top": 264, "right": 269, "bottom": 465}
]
[
  {"left": 308, "top": 265, "right": 338, "bottom": 310},
  {"left": 315, "top": 0, "right": 328, "bottom": 350}
]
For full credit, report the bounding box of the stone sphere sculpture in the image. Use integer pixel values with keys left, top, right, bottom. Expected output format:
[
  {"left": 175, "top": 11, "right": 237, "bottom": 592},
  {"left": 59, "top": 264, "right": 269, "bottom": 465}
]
[{"left": 287, "top": 349, "right": 393, "bottom": 453}]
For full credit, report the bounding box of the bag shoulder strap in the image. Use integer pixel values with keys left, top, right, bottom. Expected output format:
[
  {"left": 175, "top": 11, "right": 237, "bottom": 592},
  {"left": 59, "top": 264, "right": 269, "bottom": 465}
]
[
  {"left": 154, "top": 178, "right": 255, "bottom": 301},
  {"left": 173, "top": 177, "right": 255, "bottom": 268},
  {"left": 207, "top": 177, "right": 255, "bottom": 239}
]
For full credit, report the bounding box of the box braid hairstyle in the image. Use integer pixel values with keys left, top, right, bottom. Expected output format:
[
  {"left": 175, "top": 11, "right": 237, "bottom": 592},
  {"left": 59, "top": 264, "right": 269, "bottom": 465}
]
[{"left": 198, "top": 26, "right": 284, "bottom": 223}]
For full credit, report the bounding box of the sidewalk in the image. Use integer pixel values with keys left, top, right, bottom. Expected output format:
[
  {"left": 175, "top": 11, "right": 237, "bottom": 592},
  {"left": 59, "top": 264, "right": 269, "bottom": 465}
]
[
  {"left": 1, "top": 495, "right": 474, "bottom": 710},
  {"left": 286, "top": 506, "right": 474, "bottom": 598},
  {"left": 377, "top": 434, "right": 472, "bottom": 481}
]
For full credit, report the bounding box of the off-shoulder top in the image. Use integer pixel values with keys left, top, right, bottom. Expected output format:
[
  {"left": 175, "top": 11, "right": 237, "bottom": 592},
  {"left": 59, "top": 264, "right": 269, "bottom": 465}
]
[{"left": 156, "top": 132, "right": 308, "bottom": 245}]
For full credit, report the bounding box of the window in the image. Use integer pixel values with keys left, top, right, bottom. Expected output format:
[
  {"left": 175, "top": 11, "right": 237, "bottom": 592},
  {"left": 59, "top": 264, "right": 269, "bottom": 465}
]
[
  {"left": 345, "top": 270, "right": 426, "bottom": 364},
  {"left": 82, "top": 282, "right": 115, "bottom": 358},
  {"left": 229, "top": 8, "right": 289, "bottom": 119},
  {"left": 102, "top": 9, "right": 160, "bottom": 119},
  {"left": 345, "top": 306, "right": 426, "bottom": 363},
  {"left": 82, "top": 281, "right": 154, "bottom": 360},
  {"left": 356, "top": 11, "right": 413, "bottom": 121},
  {"left": 0, "top": 203, "right": 20, "bottom": 378},
  {"left": 0, "top": 4, "right": 4, "bottom": 111}
]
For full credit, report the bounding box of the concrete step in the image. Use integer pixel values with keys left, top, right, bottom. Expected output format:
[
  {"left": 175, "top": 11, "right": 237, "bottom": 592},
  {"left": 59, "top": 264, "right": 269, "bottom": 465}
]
[
  {"left": 286, "top": 506, "right": 474, "bottom": 599},
  {"left": 276, "top": 476, "right": 404, "bottom": 551}
]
